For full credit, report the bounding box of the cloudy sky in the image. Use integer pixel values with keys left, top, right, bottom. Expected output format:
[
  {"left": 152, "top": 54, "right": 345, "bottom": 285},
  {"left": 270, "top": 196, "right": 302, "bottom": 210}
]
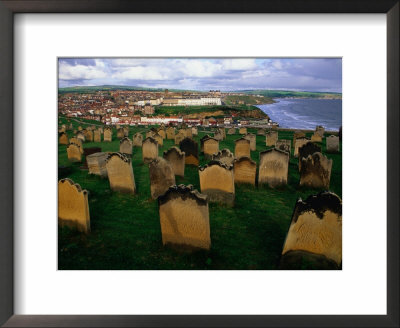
[{"left": 58, "top": 58, "right": 342, "bottom": 92}]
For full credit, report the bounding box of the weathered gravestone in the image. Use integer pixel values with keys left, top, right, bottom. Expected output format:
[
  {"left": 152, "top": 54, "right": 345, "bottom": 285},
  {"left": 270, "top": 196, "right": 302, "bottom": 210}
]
[
  {"left": 298, "top": 142, "right": 321, "bottom": 171},
  {"left": 326, "top": 135, "right": 340, "bottom": 153},
  {"left": 234, "top": 137, "right": 250, "bottom": 159},
  {"left": 58, "top": 178, "right": 90, "bottom": 233},
  {"left": 315, "top": 125, "right": 325, "bottom": 137},
  {"left": 293, "top": 131, "right": 306, "bottom": 146},
  {"left": 179, "top": 137, "right": 199, "bottom": 166},
  {"left": 117, "top": 128, "right": 125, "bottom": 139},
  {"left": 227, "top": 127, "right": 236, "bottom": 135},
  {"left": 266, "top": 131, "right": 278, "bottom": 147},
  {"left": 244, "top": 133, "right": 256, "bottom": 151},
  {"left": 233, "top": 156, "right": 256, "bottom": 185},
  {"left": 67, "top": 143, "right": 82, "bottom": 162},
  {"left": 59, "top": 132, "right": 69, "bottom": 145},
  {"left": 86, "top": 152, "right": 108, "bottom": 177},
  {"left": 275, "top": 139, "right": 291, "bottom": 154},
  {"left": 294, "top": 137, "right": 310, "bottom": 157},
  {"left": 94, "top": 130, "right": 101, "bottom": 142},
  {"left": 199, "top": 161, "right": 235, "bottom": 206},
  {"left": 218, "top": 127, "right": 226, "bottom": 140},
  {"left": 213, "top": 130, "right": 223, "bottom": 141},
  {"left": 257, "top": 128, "right": 266, "bottom": 136},
  {"left": 133, "top": 132, "right": 143, "bottom": 147},
  {"left": 163, "top": 146, "right": 185, "bottom": 177},
  {"left": 153, "top": 132, "right": 164, "bottom": 147},
  {"left": 174, "top": 132, "right": 186, "bottom": 145},
  {"left": 104, "top": 127, "right": 112, "bottom": 142},
  {"left": 69, "top": 137, "right": 83, "bottom": 153},
  {"left": 97, "top": 126, "right": 103, "bottom": 134},
  {"left": 157, "top": 128, "right": 166, "bottom": 139},
  {"left": 166, "top": 126, "right": 175, "bottom": 140},
  {"left": 191, "top": 126, "right": 198, "bottom": 136},
  {"left": 280, "top": 192, "right": 342, "bottom": 269},
  {"left": 123, "top": 126, "right": 129, "bottom": 137},
  {"left": 178, "top": 128, "right": 187, "bottom": 137},
  {"left": 311, "top": 132, "right": 323, "bottom": 143},
  {"left": 76, "top": 131, "right": 85, "bottom": 142},
  {"left": 239, "top": 127, "right": 247, "bottom": 135},
  {"left": 142, "top": 137, "right": 158, "bottom": 163},
  {"left": 119, "top": 137, "right": 133, "bottom": 155},
  {"left": 200, "top": 135, "right": 211, "bottom": 152},
  {"left": 258, "top": 148, "right": 289, "bottom": 187},
  {"left": 84, "top": 129, "right": 93, "bottom": 142},
  {"left": 106, "top": 152, "right": 136, "bottom": 194},
  {"left": 299, "top": 152, "right": 332, "bottom": 189},
  {"left": 185, "top": 128, "right": 193, "bottom": 139},
  {"left": 158, "top": 184, "right": 210, "bottom": 250},
  {"left": 149, "top": 157, "right": 176, "bottom": 199},
  {"left": 82, "top": 147, "right": 102, "bottom": 169},
  {"left": 146, "top": 130, "right": 156, "bottom": 139},
  {"left": 203, "top": 137, "right": 219, "bottom": 160},
  {"left": 212, "top": 149, "right": 235, "bottom": 167}
]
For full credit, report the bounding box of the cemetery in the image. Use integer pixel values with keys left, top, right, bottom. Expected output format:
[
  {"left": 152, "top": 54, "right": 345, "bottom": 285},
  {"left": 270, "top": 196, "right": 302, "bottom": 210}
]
[{"left": 58, "top": 117, "right": 342, "bottom": 270}]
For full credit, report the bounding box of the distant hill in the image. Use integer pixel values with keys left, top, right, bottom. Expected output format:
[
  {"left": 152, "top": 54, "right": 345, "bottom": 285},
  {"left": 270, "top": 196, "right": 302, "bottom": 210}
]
[
  {"left": 238, "top": 90, "right": 342, "bottom": 99},
  {"left": 58, "top": 85, "right": 198, "bottom": 94}
]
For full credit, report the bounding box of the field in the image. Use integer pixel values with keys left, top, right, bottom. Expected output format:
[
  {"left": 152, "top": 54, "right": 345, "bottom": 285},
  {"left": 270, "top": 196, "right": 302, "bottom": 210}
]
[{"left": 58, "top": 117, "right": 342, "bottom": 270}]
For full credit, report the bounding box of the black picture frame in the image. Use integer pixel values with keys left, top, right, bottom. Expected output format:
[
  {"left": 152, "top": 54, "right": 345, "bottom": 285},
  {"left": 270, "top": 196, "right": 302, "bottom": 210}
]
[{"left": 0, "top": 1, "right": 398, "bottom": 327}]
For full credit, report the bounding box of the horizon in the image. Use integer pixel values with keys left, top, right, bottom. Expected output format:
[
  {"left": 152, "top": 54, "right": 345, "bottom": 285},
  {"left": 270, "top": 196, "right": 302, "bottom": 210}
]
[{"left": 58, "top": 58, "right": 342, "bottom": 93}]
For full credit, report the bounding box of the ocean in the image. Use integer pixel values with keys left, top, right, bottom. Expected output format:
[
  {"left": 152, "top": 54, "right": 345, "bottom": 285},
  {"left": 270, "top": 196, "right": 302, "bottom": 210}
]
[{"left": 257, "top": 98, "right": 342, "bottom": 131}]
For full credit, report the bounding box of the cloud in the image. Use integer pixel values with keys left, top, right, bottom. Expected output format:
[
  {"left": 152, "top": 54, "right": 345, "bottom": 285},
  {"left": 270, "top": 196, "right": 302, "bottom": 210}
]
[{"left": 59, "top": 61, "right": 107, "bottom": 80}]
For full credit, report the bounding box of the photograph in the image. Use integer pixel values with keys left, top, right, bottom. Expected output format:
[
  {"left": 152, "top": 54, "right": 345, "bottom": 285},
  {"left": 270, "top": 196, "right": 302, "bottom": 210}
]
[{"left": 57, "top": 57, "right": 342, "bottom": 270}]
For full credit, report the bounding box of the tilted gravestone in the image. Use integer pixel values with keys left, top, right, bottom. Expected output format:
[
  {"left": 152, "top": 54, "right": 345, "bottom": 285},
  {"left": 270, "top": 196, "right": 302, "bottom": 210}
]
[
  {"left": 149, "top": 157, "right": 176, "bottom": 199},
  {"left": 239, "top": 127, "right": 247, "bottom": 135},
  {"left": 179, "top": 137, "right": 199, "bottom": 166},
  {"left": 233, "top": 156, "right": 256, "bottom": 185},
  {"left": 119, "top": 137, "right": 133, "bottom": 155},
  {"left": 311, "top": 132, "right": 322, "bottom": 143},
  {"left": 82, "top": 147, "right": 102, "bottom": 169},
  {"left": 315, "top": 125, "right": 325, "bottom": 138},
  {"left": 58, "top": 178, "right": 90, "bottom": 233},
  {"left": 212, "top": 149, "right": 235, "bottom": 167},
  {"left": 298, "top": 142, "right": 321, "bottom": 171},
  {"left": 67, "top": 143, "right": 82, "bottom": 162},
  {"left": 280, "top": 191, "right": 342, "bottom": 269},
  {"left": 203, "top": 137, "right": 219, "bottom": 160},
  {"left": 199, "top": 161, "right": 235, "bottom": 206},
  {"left": 244, "top": 133, "right": 256, "bottom": 151},
  {"left": 158, "top": 184, "right": 210, "bottom": 250},
  {"left": 275, "top": 139, "right": 291, "bottom": 154},
  {"left": 59, "top": 132, "right": 69, "bottom": 145},
  {"left": 227, "top": 127, "right": 236, "bottom": 135},
  {"left": 104, "top": 128, "right": 112, "bottom": 142},
  {"left": 299, "top": 152, "right": 332, "bottom": 189},
  {"left": 106, "top": 152, "right": 136, "bottom": 194},
  {"left": 234, "top": 137, "right": 250, "bottom": 159},
  {"left": 86, "top": 152, "right": 108, "bottom": 177},
  {"left": 258, "top": 148, "right": 289, "bottom": 187},
  {"left": 76, "top": 131, "right": 85, "bottom": 142},
  {"left": 294, "top": 137, "right": 310, "bottom": 157},
  {"left": 163, "top": 146, "right": 185, "bottom": 177},
  {"left": 133, "top": 132, "right": 143, "bottom": 147},
  {"left": 326, "top": 135, "right": 340, "bottom": 153},
  {"left": 166, "top": 126, "right": 175, "bottom": 140},
  {"left": 142, "top": 137, "right": 159, "bottom": 163},
  {"left": 94, "top": 129, "right": 101, "bottom": 142},
  {"left": 266, "top": 131, "right": 278, "bottom": 147}
]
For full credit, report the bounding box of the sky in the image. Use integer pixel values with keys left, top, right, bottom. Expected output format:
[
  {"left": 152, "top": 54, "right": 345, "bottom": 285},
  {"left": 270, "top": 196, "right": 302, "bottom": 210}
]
[{"left": 58, "top": 58, "right": 342, "bottom": 93}]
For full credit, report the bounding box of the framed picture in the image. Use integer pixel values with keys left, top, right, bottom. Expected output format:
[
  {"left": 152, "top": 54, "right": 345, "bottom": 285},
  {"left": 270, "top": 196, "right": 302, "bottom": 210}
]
[{"left": 1, "top": 1, "right": 398, "bottom": 327}]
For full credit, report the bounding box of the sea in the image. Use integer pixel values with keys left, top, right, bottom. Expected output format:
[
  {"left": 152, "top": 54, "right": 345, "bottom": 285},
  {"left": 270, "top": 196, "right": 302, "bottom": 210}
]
[{"left": 257, "top": 98, "right": 342, "bottom": 131}]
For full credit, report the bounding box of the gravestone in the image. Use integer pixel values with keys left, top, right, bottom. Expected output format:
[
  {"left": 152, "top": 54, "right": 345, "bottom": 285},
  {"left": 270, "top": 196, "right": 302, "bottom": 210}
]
[
  {"left": 84, "top": 130, "right": 93, "bottom": 142},
  {"left": 78, "top": 126, "right": 83, "bottom": 131},
  {"left": 58, "top": 178, "right": 90, "bottom": 233},
  {"left": 105, "top": 152, "right": 136, "bottom": 194},
  {"left": 97, "top": 127, "right": 103, "bottom": 134},
  {"left": 233, "top": 157, "right": 256, "bottom": 185},
  {"left": 298, "top": 142, "right": 321, "bottom": 171},
  {"left": 166, "top": 126, "right": 175, "bottom": 139},
  {"left": 227, "top": 127, "right": 236, "bottom": 135},
  {"left": 163, "top": 146, "right": 185, "bottom": 177},
  {"left": 257, "top": 128, "right": 266, "bottom": 136},
  {"left": 104, "top": 128, "right": 112, "bottom": 142},
  {"left": 185, "top": 128, "right": 193, "bottom": 139},
  {"left": 117, "top": 128, "right": 125, "bottom": 139},
  {"left": 299, "top": 152, "right": 332, "bottom": 189},
  {"left": 67, "top": 143, "right": 82, "bottom": 162},
  {"left": 199, "top": 161, "right": 235, "bottom": 206},
  {"left": 218, "top": 127, "right": 226, "bottom": 140},
  {"left": 157, "top": 128, "right": 166, "bottom": 139},
  {"left": 326, "top": 135, "right": 340, "bottom": 153},
  {"left": 123, "top": 126, "right": 129, "bottom": 137},
  {"left": 59, "top": 132, "right": 69, "bottom": 145},
  {"left": 69, "top": 137, "right": 83, "bottom": 153},
  {"left": 146, "top": 130, "right": 156, "bottom": 139},
  {"left": 203, "top": 137, "right": 219, "bottom": 160},
  {"left": 315, "top": 125, "right": 325, "bottom": 137},
  {"left": 142, "top": 137, "right": 159, "bottom": 163},
  {"left": 244, "top": 133, "right": 256, "bottom": 151},
  {"left": 94, "top": 130, "right": 101, "bottom": 142},
  {"left": 234, "top": 137, "right": 250, "bottom": 159},
  {"left": 239, "top": 127, "right": 247, "bottom": 135},
  {"left": 266, "top": 131, "right": 278, "bottom": 147},
  {"left": 275, "top": 139, "right": 291, "bottom": 154},
  {"left": 214, "top": 130, "right": 223, "bottom": 141},
  {"left": 281, "top": 192, "right": 342, "bottom": 269},
  {"left": 83, "top": 147, "right": 102, "bottom": 169},
  {"left": 86, "top": 152, "right": 108, "bottom": 177},
  {"left": 76, "top": 131, "right": 85, "bottom": 142},
  {"left": 174, "top": 132, "right": 186, "bottom": 145},
  {"left": 158, "top": 184, "right": 210, "bottom": 250},
  {"left": 258, "top": 148, "right": 289, "bottom": 187},
  {"left": 200, "top": 135, "right": 211, "bottom": 152},
  {"left": 294, "top": 138, "right": 310, "bottom": 157},
  {"left": 149, "top": 157, "right": 176, "bottom": 199},
  {"left": 191, "top": 126, "right": 198, "bottom": 136},
  {"left": 119, "top": 137, "right": 133, "bottom": 155},
  {"left": 212, "top": 149, "right": 235, "bottom": 167},
  {"left": 311, "top": 132, "right": 322, "bottom": 143},
  {"left": 178, "top": 128, "right": 187, "bottom": 137},
  {"left": 133, "top": 132, "right": 143, "bottom": 147},
  {"left": 179, "top": 137, "right": 199, "bottom": 166},
  {"left": 293, "top": 131, "right": 306, "bottom": 145},
  {"left": 153, "top": 133, "right": 163, "bottom": 147}
]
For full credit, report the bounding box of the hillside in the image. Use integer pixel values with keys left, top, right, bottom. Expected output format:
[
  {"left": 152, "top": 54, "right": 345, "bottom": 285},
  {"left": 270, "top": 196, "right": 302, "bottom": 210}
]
[
  {"left": 240, "top": 90, "right": 342, "bottom": 99},
  {"left": 224, "top": 94, "right": 275, "bottom": 106}
]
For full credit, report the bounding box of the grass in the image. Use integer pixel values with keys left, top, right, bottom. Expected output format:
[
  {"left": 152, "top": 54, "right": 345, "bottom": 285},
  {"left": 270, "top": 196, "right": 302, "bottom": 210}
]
[
  {"left": 58, "top": 117, "right": 342, "bottom": 270},
  {"left": 154, "top": 104, "right": 265, "bottom": 116}
]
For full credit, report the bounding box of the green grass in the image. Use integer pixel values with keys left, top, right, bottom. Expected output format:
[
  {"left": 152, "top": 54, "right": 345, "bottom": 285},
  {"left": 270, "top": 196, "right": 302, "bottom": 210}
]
[
  {"left": 154, "top": 104, "right": 264, "bottom": 116},
  {"left": 58, "top": 117, "right": 342, "bottom": 270},
  {"left": 241, "top": 89, "right": 342, "bottom": 99}
]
